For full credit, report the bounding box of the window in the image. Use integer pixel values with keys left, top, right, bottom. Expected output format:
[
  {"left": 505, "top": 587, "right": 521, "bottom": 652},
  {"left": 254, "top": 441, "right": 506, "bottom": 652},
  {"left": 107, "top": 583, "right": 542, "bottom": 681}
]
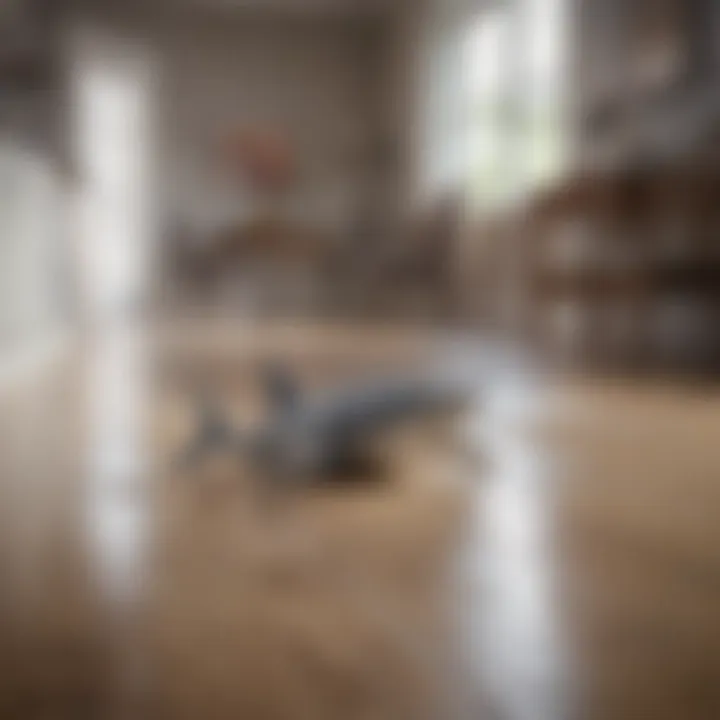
[
  {"left": 72, "top": 32, "right": 156, "bottom": 322},
  {"left": 465, "top": 0, "right": 569, "bottom": 211}
]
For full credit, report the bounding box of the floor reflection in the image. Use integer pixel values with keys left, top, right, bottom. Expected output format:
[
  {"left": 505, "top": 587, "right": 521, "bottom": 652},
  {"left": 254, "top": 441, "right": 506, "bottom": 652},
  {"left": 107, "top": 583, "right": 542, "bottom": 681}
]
[
  {"left": 458, "top": 378, "right": 570, "bottom": 720},
  {"left": 3, "top": 324, "right": 717, "bottom": 718},
  {"left": 84, "top": 326, "right": 150, "bottom": 607}
]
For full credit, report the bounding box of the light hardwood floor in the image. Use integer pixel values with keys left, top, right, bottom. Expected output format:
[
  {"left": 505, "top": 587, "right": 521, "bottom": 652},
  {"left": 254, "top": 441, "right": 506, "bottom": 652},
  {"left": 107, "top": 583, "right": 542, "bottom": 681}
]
[{"left": 0, "top": 322, "right": 718, "bottom": 720}]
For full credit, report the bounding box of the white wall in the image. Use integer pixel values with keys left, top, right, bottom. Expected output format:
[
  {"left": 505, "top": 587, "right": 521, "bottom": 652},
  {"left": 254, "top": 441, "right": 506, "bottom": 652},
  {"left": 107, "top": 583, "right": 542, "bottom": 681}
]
[{"left": 0, "top": 140, "right": 64, "bottom": 352}]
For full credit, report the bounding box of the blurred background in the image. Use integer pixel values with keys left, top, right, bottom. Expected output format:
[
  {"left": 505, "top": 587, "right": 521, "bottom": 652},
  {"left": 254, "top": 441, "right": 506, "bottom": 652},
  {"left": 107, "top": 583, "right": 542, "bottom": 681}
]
[
  {"left": 1, "top": 1, "right": 719, "bottom": 719},
  {"left": 2, "top": 0, "right": 720, "bottom": 370}
]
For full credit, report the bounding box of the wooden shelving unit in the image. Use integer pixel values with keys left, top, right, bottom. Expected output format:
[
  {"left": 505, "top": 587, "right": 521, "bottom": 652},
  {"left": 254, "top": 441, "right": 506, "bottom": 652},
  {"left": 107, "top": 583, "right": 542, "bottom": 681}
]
[{"left": 526, "top": 162, "right": 720, "bottom": 374}]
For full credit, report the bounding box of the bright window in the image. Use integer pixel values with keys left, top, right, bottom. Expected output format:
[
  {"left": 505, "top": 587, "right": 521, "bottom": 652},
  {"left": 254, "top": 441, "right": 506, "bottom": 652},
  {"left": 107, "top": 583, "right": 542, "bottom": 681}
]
[{"left": 465, "top": 0, "right": 569, "bottom": 211}]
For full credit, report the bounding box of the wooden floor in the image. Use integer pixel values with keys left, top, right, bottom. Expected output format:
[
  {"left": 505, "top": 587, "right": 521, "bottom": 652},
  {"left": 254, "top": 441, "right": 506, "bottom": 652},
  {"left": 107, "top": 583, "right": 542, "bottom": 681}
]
[{"left": 0, "top": 322, "right": 719, "bottom": 720}]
